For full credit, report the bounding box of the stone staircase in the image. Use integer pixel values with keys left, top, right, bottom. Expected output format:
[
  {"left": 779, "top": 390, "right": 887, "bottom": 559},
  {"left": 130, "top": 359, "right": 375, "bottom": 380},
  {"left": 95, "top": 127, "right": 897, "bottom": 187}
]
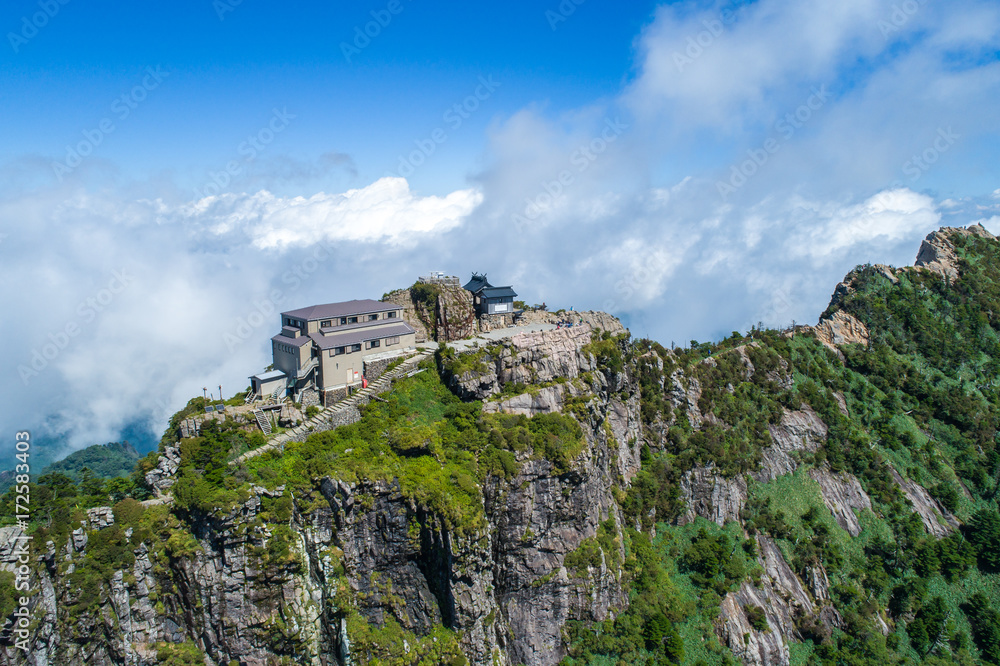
[
  {"left": 252, "top": 408, "right": 272, "bottom": 435},
  {"left": 231, "top": 350, "right": 433, "bottom": 466}
]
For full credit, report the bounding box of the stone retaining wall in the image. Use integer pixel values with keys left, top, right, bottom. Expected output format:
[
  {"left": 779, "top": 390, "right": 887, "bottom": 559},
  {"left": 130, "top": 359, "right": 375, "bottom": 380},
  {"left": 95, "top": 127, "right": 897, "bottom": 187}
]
[
  {"left": 300, "top": 388, "right": 320, "bottom": 408},
  {"left": 363, "top": 357, "right": 393, "bottom": 383},
  {"left": 478, "top": 313, "right": 517, "bottom": 332},
  {"left": 283, "top": 406, "right": 362, "bottom": 444}
]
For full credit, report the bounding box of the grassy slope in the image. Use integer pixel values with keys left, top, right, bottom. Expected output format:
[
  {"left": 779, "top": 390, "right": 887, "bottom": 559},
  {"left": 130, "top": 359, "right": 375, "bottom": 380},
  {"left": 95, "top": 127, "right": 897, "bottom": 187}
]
[
  {"left": 5, "top": 230, "right": 1000, "bottom": 665},
  {"left": 577, "top": 231, "right": 1000, "bottom": 666}
]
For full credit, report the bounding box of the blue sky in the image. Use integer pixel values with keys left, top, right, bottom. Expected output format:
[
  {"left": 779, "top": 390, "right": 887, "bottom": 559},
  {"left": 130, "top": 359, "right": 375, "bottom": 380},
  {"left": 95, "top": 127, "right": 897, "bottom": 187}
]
[
  {"left": 1, "top": 0, "right": 662, "bottom": 195},
  {"left": 2, "top": 0, "right": 1000, "bottom": 460}
]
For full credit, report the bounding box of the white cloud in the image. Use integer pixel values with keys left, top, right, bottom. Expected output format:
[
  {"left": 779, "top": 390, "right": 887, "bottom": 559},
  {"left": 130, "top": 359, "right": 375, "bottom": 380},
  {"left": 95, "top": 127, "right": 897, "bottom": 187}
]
[
  {"left": 183, "top": 177, "right": 482, "bottom": 250},
  {"left": 0, "top": 176, "right": 482, "bottom": 455},
  {"left": 4, "top": 0, "right": 1000, "bottom": 462}
]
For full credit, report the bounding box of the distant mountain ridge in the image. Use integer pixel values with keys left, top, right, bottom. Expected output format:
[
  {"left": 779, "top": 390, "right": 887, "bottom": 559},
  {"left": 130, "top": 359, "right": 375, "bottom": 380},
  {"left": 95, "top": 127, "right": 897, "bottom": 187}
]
[{"left": 41, "top": 441, "right": 140, "bottom": 480}]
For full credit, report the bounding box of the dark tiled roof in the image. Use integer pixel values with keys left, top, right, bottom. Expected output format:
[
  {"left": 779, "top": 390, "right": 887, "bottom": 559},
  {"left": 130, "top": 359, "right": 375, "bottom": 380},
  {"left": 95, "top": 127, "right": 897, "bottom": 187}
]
[
  {"left": 463, "top": 274, "right": 493, "bottom": 293},
  {"left": 271, "top": 332, "right": 312, "bottom": 347},
  {"left": 481, "top": 286, "right": 517, "bottom": 298},
  {"left": 281, "top": 299, "right": 403, "bottom": 321},
  {"left": 308, "top": 321, "right": 416, "bottom": 350}
]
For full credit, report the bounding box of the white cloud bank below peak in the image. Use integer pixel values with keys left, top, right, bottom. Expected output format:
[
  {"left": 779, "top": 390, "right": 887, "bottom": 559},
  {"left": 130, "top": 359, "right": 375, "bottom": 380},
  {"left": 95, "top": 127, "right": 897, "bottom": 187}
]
[{"left": 183, "top": 177, "right": 483, "bottom": 250}]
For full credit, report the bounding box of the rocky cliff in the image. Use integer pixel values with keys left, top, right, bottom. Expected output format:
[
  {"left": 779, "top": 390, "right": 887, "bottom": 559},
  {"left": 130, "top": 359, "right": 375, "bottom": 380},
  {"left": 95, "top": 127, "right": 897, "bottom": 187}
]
[
  {"left": 5, "top": 226, "right": 1000, "bottom": 666},
  {"left": 383, "top": 282, "right": 477, "bottom": 343}
]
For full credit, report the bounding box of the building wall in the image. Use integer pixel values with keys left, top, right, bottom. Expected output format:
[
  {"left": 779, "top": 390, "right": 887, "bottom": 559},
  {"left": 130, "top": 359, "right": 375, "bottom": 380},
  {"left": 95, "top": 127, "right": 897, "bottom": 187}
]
[
  {"left": 257, "top": 376, "right": 286, "bottom": 398},
  {"left": 486, "top": 297, "right": 515, "bottom": 314},
  {"left": 319, "top": 347, "right": 363, "bottom": 391},
  {"left": 272, "top": 341, "right": 308, "bottom": 379},
  {"left": 316, "top": 329, "right": 416, "bottom": 391},
  {"left": 273, "top": 307, "right": 411, "bottom": 394}
]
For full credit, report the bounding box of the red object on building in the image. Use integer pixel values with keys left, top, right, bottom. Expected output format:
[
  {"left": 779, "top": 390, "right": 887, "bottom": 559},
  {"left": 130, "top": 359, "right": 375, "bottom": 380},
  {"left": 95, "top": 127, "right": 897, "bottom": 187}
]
[{"left": 362, "top": 376, "right": 368, "bottom": 389}]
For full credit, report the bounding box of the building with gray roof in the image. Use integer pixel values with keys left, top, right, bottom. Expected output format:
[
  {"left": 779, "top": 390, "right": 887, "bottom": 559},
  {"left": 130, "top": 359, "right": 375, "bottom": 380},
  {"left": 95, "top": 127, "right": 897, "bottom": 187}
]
[
  {"left": 251, "top": 298, "right": 416, "bottom": 403},
  {"left": 463, "top": 272, "right": 518, "bottom": 316}
]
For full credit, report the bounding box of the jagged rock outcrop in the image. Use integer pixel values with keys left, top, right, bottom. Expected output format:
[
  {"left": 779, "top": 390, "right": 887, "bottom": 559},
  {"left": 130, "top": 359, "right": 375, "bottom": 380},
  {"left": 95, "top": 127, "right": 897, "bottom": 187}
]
[
  {"left": 719, "top": 537, "right": 839, "bottom": 666},
  {"left": 143, "top": 444, "right": 180, "bottom": 496},
  {"left": 912, "top": 224, "right": 994, "bottom": 280},
  {"left": 679, "top": 467, "right": 747, "bottom": 527},
  {"left": 483, "top": 384, "right": 575, "bottom": 416},
  {"left": 383, "top": 283, "right": 476, "bottom": 343},
  {"left": 809, "top": 466, "right": 872, "bottom": 537},
  {"left": 446, "top": 324, "right": 599, "bottom": 401},
  {"left": 811, "top": 310, "right": 869, "bottom": 357},
  {"left": 519, "top": 310, "right": 626, "bottom": 335},
  {"left": 755, "top": 406, "right": 827, "bottom": 483},
  {"left": 888, "top": 466, "right": 961, "bottom": 537},
  {"left": 85, "top": 507, "right": 115, "bottom": 530}
]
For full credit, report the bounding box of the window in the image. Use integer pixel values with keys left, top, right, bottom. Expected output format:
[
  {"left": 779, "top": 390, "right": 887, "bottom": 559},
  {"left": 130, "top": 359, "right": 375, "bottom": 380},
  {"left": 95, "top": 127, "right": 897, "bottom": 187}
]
[
  {"left": 387, "top": 311, "right": 397, "bottom": 318},
  {"left": 334, "top": 347, "right": 345, "bottom": 355},
  {"left": 351, "top": 343, "right": 362, "bottom": 353},
  {"left": 368, "top": 314, "right": 378, "bottom": 321},
  {"left": 340, "top": 317, "right": 347, "bottom": 325},
  {"left": 348, "top": 316, "right": 358, "bottom": 324},
  {"left": 321, "top": 320, "right": 332, "bottom": 328},
  {"left": 366, "top": 339, "right": 380, "bottom": 349}
]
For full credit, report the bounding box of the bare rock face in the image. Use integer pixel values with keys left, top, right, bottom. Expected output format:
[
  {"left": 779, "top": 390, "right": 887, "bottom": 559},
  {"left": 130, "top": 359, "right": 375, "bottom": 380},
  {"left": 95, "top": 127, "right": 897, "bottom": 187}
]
[
  {"left": 86, "top": 507, "right": 115, "bottom": 530},
  {"left": 10, "top": 486, "right": 329, "bottom": 666},
  {"left": 518, "top": 310, "right": 626, "bottom": 335},
  {"left": 718, "top": 537, "right": 818, "bottom": 666},
  {"left": 435, "top": 286, "right": 478, "bottom": 341},
  {"left": 912, "top": 224, "right": 994, "bottom": 281},
  {"left": 486, "top": 454, "right": 627, "bottom": 666},
  {"left": 144, "top": 444, "right": 181, "bottom": 496},
  {"left": 384, "top": 287, "right": 433, "bottom": 342},
  {"left": 889, "top": 466, "right": 960, "bottom": 537},
  {"left": 447, "top": 324, "right": 603, "bottom": 402},
  {"left": 755, "top": 406, "right": 827, "bottom": 483},
  {"left": 383, "top": 283, "right": 476, "bottom": 343},
  {"left": 320, "top": 477, "right": 497, "bottom": 648},
  {"left": 812, "top": 311, "right": 870, "bottom": 356},
  {"left": 483, "top": 384, "right": 572, "bottom": 416},
  {"left": 679, "top": 467, "right": 747, "bottom": 526},
  {"left": 809, "top": 466, "right": 872, "bottom": 537},
  {"left": 502, "top": 325, "right": 598, "bottom": 386},
  {"left": 669, "top": 371, "right": 704, "bottom": 426}
]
